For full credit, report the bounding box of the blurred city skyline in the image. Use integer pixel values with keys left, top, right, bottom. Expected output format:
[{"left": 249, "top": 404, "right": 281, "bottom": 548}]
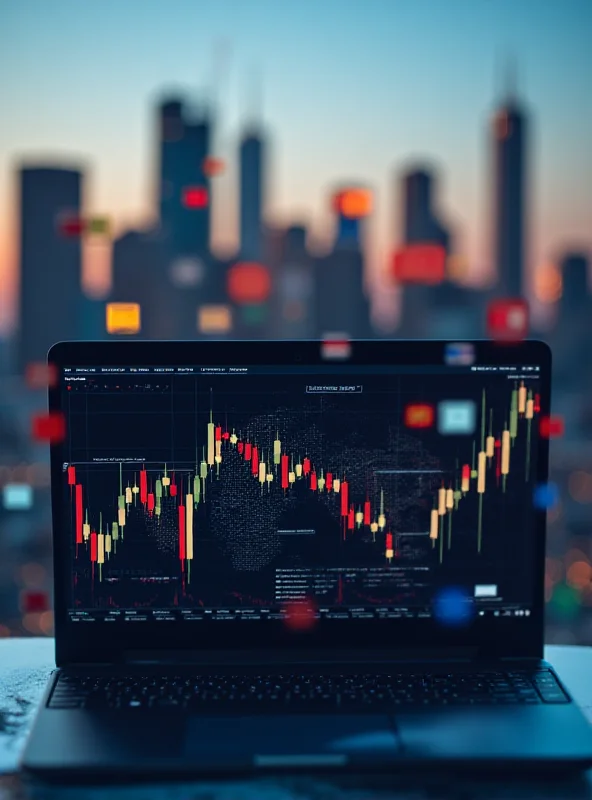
[{"left": 1, "top": 0, "right": 592, "bottom": 334}]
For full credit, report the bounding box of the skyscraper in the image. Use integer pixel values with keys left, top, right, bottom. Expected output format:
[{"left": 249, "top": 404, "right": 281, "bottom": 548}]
[
  {"left": 397, "top": 166, "right": 453, "bottom": 337},
  {"left": 554, "top": 252, "right": 591, "bottom": 390},
  {"left": 492, "top": 72, "right": 527, "bottom": 298},
  {"left": 273, "top": 225, "right": 316, "bottom": 338},
  {"left": 559, "top": 252, "right": 589, "bottom": 316},
  {"left": 239, "top": 131, "right": 265, "bottom": 261},
  {"left": 402, "top": 169, "right": 450, "bottom": 249},
  {"left": 157, "top": 97, "right": 212, "bottom": 258},
  {"left": 17, "top": 166, "right": 84, "bottom": 372}
]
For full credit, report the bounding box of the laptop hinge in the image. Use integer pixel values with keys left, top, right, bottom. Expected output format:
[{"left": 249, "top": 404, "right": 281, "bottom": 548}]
[{"left": 122, "top": 647, "right": 480, "bottom": 666}]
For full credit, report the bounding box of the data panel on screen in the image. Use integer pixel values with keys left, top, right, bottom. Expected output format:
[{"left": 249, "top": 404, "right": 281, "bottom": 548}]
[{"left": 59, "top": 363, "right": 541, "bottom": 624}]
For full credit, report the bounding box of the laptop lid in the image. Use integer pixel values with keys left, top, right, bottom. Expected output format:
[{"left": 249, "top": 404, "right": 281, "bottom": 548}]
[{"left": 48, "top": 340, "right": 550, "bottom": 665}]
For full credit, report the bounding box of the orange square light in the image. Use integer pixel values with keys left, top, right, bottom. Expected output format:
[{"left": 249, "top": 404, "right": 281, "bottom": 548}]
[
  {"left": 106, "top": 303, "right": 141, "bottom": 335},
  {"left": 197, "top": 304, "right": 232, "bottom": 334}
]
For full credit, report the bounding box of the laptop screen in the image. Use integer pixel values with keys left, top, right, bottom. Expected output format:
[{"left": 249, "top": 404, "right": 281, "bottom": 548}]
[{"left": 57, "top": 353, "right": 544, "bottom": 632}]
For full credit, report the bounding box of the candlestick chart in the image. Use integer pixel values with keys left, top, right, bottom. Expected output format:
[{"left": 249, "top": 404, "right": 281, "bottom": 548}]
[{"left": 64, "top": 373, "right": 540, "bottom": 611}]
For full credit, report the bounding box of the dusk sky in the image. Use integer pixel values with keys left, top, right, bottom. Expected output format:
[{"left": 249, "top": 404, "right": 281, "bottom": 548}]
[{"left": 1, "top": 0, "right": 591, "bottom": 333}]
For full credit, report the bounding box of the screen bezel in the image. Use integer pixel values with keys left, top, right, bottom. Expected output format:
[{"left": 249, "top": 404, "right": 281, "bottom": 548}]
[{"left": 48, "top": 339, "right": 551, "bottom": 666}]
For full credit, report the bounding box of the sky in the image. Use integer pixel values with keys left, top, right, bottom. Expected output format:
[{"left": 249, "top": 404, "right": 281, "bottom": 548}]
[{"left": 1, "top": 0, "right": 591, "bottom": 333}]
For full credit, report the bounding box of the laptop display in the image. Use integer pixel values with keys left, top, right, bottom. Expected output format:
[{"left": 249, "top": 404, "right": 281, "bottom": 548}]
[{"left": 55, "top": 349, "right": 544, "bottom": 631}]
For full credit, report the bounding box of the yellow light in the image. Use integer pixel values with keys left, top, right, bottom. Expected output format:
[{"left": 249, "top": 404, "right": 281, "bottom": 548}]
[
  {"left": 198, "top": 304, "right": 232, "bottom": 334},
  {"left": 106, "top": 303, "right": 141, "bottom": 334}
]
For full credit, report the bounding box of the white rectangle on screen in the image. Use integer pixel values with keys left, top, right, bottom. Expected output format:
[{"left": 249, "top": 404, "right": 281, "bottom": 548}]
[{"left": 474, "top": 584, "right": 498, "bottom": 598}]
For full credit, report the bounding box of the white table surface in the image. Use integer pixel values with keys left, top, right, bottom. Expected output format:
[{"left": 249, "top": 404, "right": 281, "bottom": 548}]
[{"left": 1, "top": 638, "right": 592, "bottom": 798}]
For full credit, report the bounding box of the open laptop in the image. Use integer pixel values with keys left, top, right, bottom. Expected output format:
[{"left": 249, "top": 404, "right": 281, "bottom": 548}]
[{"left": 21, "top": 339, "right": 592, "bottom": 778}]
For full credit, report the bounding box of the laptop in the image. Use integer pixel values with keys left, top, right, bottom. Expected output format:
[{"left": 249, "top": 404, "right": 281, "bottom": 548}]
[{"left": 21, "top": 339, "right": 592, "bottom": 778}]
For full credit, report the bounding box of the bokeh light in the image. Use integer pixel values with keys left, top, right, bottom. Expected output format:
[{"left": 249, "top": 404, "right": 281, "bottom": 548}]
[
  {"left": 283, "top": 599, "right": 317, "bottom": 632},
  {"left": 25, "top": 362, "right": 58, "bottom": 390},
  {"left": 568, "top": 471, "right": 592, "bottom": 504},
  {"left": 182, "top": 186, "right": 209, "bottom": 209},
  {"left": 227, "top": 262, "right": 271, "bottom": 305},
  {"left": 404, "top": 403, "right": 435, "bottom": 429},
  {"left": 533, "top": 482, "right": 559, "bottom": 511},
  {"left": 486, "top": 298, "right": 529, "bottom": 342},
  {"left": 202, "top": 156, "right": 225, "bottom": 177},
  {"left": 197, "top": 304, "right": 232, "bottom": 334},
  {"left": 433, "top": 586, "right": 474, "bottom": 627},
  {"left": 106, "top": 302, "right": 141, "bottom": 334},
  {"left": 31, "top": 412, "right": 66, "bottom": 444},
  {"left": 169, "top": 257, "right": 205, "bottom": 288},
  {"left": 534, "top": 263, "right": 562, "bottom": 304},
  {"left": 391, "top": 243, "right": 446, "bottom": 285},
  {"left": 332, "top": 187, "right": 373, "bottom": 219}
]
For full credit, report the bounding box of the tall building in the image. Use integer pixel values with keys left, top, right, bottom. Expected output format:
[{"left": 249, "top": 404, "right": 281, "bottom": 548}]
[
  {"left": 239, "top": 131, "right": 265, "bottom": 261},
  {"left": 397, "top": 167, "right": 452, "bottom": 338},
  {"left": 492, "top": 74, "right": 527, "bottom": 298},
  {"left": 559, "top": 252, "right": 589, "bottom": 316},
  {"left": 110, "top": 229, "right": 180, "bottom": 339},
  {"left": 553, "top": 252, "right": 591, "bottom": 390},
  {"left": 17, "top": 166, "right": 84, "bottom": 372},
  {"left": 273, "top": 225, "right": 316, "bottom": 338},
  {"left": 402, "top": 169, "right": 450, "bottom": 249},
  {"left": 157, "top": 97, "right": 212, "bottom": 258}
]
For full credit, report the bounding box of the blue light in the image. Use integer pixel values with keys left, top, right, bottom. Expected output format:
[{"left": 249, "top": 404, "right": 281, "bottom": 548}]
[
  {"left": 434, "top": 586, "right": 474, "bottom": 626},
  {"left": 3, "top": 483, "right": 34, "bottom": 511},
  {"left": 533, "top": 483, "right": 559, "bottom": 511}
]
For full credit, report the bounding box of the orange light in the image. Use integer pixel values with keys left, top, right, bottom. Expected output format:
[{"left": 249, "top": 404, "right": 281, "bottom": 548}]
[
  {"left": 227, "top": 262, "right": 271, "bottom": 305},
  {"left": 566, "top": 561, "right": 591, "bottom": 590},
  {"left": 534, "top": 264, "right": 562, "bottom": 304},
  {"left": 106, "top": 303, "right": 141, "bottom": 334},
  {"left": 404, "top": 403, "right": 435, "bottom": 429},
  {"left": 333, "top": 188, "right": 373, "bottom": 219},
  {"left": 202, "top": 156, "right": 225, "bottom": 177},
  {"left": 197, "top": 304, "right": 232, "bottom": 334}
]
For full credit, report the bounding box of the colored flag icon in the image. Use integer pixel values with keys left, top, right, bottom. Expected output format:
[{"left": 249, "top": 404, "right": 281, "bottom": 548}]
[{"left": 404, "top": 403, "right": 435, "bottom": 429}]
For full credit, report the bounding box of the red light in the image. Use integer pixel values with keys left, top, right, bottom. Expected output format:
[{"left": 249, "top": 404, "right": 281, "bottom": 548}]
[
  {"left": 25, "top": 362, "right": 57, "bottom": 390},
  {"left": 391, "top": 244, "right": 446, "bottom": 285},
  {"left": 182, "top": 186, "right": 209, "bottom": 209},
  {"left": 284, "top": 600, "right": 317, "bottom": 632},
  {"left": 31, "top": 412, "right": 66, "bottom": 443},
  {"left": 20, "top": 591, "right": 50, "bottom": 613},
  {"left": 540, "top": 415, "right": 564, "bottom": 439},
  {"left": 227, "top": 262, "right": 271, "bottom": 304},
  {"left": 202, "top": 156, "right": 225, "bottom": 177},
  {"left": 57, "top": 214, "right": 85, "bottom": 237},
  {"left": 404, "top": 403, "right": 435, "bottom": 429},
  {"left": 321, "top": 335, "right": 351, "bottom": 360},
  {"left": 486, "top": 298, "right": 529, "bottom": 342}
]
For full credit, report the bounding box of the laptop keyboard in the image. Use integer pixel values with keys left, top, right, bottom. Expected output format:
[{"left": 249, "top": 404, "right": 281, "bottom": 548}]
[{"left": 48, "top": 669, "right": 569, "bottom": 711}]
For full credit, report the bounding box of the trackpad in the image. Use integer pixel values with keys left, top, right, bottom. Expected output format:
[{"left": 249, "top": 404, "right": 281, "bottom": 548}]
[{"left": 186, "top": 715, "right": 400, "bottom": 769}]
